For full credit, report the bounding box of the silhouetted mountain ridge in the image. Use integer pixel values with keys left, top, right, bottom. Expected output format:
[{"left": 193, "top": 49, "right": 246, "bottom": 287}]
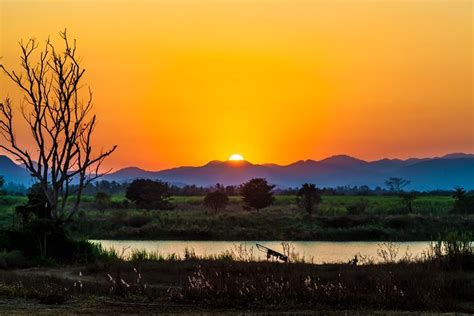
[
  {"left": 102, "top": 154, "right": 474, "bottom": 190},
  {"left": 1, "top": 154, "right": 473, "bottom": 190}
]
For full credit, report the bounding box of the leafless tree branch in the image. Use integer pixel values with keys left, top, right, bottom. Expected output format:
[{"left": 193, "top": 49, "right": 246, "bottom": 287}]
[{"left": 0, "top": 30, "right": 117, "bottom": 223}]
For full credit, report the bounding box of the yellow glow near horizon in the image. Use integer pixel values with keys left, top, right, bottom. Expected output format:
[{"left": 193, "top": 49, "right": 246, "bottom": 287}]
[
  {"left": 0, "top": 0, "right": 472, "bottom": 170},
  {"left": 229, "top": 154, "right": 244, "bottom": 161}
]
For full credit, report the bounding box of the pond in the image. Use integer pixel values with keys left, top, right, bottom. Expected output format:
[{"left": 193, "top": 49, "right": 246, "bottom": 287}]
[{"left": 90, "top": 240, "right": 432, "bottom": 263}]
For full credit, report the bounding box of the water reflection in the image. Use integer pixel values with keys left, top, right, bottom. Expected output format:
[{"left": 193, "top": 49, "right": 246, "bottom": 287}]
[{"left": 90, "top": 240, "right": 432, "bottom": 263}]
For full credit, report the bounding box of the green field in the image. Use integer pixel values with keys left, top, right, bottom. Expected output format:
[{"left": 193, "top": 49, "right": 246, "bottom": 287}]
[
  {"left": 2, "top": 194, "right": 470, "bottom": 241},
  {"left": 79, "top": 194, "right": 456, "bottom": 215}
]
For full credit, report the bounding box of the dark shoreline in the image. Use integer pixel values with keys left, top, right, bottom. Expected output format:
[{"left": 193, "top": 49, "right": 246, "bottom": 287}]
[{"left": 70, "top": 213, "right": 474, "bottom": 242}]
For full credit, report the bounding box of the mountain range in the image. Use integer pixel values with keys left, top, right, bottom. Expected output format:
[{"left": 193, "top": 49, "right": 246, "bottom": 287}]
[{"left": 1, "top": 153, "right": 473, "bottom": 191}]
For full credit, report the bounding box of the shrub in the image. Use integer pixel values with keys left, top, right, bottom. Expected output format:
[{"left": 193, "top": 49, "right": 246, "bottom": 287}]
[
  {"left": 0, "top": 227, "right": 105, "bottom": 265},
  {"left": 430, "top": 231, "right": 473, "bottom": 268},
  {"left": 15, "top": 183, "right": 52, "bottom": 228},
  {"left": 126, "top": 179, "right": 174, "bottom": 210},
  {"left": 239, "top": 178, "right": 275, "bottom": 211},
  {"left": 296, "top": 183, "right": 322, "bottom": 214},
  {"left": 204, "top": 191, "right": 229, "bottom": 213}
]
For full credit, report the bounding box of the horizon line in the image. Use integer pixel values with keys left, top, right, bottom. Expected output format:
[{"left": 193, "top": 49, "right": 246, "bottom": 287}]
[
  {"left": 112, "top": 151, "right": 474, "bottom": 173},
  {"left": 2, "top": 151, "right": 473, "bottom": 173}
]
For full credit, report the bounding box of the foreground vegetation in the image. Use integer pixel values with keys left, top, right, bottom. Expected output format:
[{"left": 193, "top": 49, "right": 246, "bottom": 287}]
[{"left": 0, "top": 238, "right": 472, "bottom": 313}]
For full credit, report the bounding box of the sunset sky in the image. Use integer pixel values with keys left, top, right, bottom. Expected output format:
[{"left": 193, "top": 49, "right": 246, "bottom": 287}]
[{"left": 1, "top": 0, "right": 473, "bottom": 170}]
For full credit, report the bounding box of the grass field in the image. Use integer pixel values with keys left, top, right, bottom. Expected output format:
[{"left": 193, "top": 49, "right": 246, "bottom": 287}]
[
  {"left": 1, "top": 194, "right": 469, "bottom": 241},
  {"left": 75, "top": 194, "right": 457, "bottom": 215}
]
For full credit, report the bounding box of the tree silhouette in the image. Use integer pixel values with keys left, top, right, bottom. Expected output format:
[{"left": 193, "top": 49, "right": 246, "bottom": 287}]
[
  {"left": 240, "top": 178, "right": 275, "bottom": 211},
  {"left": 385, "top": 177, "right": 410, "bottom": 193},
  {"left": 452, "top": 187, "right": 466, "bottom": 201},
  {"left": 126, "top": 179, "right": 173, "bottom": 210},
  {"left": 0, "top": 31, "right": 116, "bottom": 223},
  {"left": 15, "top": 183, "right": 52, "bottom": 228},
  {"left": 204, "top": 190, "right": 229, "bottom": 214},
  {"left": 296, "top": 183, "right": 322, "bottom": 214}
]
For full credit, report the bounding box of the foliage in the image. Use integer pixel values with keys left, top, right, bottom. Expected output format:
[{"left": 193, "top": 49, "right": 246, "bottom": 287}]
[
  {"left": 0, "top": 224, "right": 101, "bottom": 264},
  {"left": 169, "top": 258, "right": 471, "bottom": 310},
  {"left": 240, "top": 178, "right": 275, "bottom": 211},
  {"left": 203, "top": 190, "right": 229, "bottom": 213},
  {"left": 15, "top": 183, "right": 52, "bottom": 228},
  {"left": 430, "top": 231, "right": 473, "bottom": 269},
  {"left": 296, "top": 183, "right": 322, "bottom": 214},
  {"left": 125, "top": 179, "right": 174, "bottom": 210}
]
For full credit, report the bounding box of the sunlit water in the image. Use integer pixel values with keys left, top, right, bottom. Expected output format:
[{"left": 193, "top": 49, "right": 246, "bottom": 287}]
[{"left": 90, "top": 240, "right": 432, "bottom": 264}]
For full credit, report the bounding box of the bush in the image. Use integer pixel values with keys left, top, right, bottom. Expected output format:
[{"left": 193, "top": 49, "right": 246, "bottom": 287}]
[
  {"left": 204, "top": 191, "right": 229, "bottom": 213},
  {"left": 126, "top": 179, "right": 174, "bottom": 210},
  {"left": 296, "top": 183, "right": 322, "bottom": 214},
  {"left": 240, "top": 178, "right": 275, "bottom": 211},
  {"left": 430, "top": 231, "right": 473, "bottom": 268},
  {"left": 0, "top": 224, "right": 103, "bottom": 265}
]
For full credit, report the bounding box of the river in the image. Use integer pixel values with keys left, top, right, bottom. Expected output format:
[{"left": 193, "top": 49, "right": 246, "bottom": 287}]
[{"left": 90, "top": 240, "right": 432, "bottom": 263}]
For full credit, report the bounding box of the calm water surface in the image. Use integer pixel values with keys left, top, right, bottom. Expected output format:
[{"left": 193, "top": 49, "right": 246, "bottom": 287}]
[{"left": 90, "top": 240, "right": 432, "bottom": 263}]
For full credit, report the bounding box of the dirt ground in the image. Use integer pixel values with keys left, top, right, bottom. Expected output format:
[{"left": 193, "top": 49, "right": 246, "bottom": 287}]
[{"left": 0, "top": 299, "right": 470, "bottom": 316}]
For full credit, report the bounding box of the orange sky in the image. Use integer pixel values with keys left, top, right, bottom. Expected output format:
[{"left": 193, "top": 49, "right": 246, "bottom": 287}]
[{"left": 1, "top": 0, "right": 473, "bottom": 170}]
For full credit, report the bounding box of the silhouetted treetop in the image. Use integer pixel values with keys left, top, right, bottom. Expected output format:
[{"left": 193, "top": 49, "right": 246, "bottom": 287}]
[{"left": 240, "top": 178, "right": 275, "bottom": 211}]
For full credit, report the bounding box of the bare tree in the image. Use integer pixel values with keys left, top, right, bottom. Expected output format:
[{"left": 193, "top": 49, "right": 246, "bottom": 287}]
[
  {"left": 0, "top": 30, "right": 116, "bottom": 223},
  {"left": 385, "top": 177, "right": 410, "bottom": 193}
]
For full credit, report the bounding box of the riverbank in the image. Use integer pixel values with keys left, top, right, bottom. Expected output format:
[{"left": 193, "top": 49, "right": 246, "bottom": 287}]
[
  {"left": 68, "top": 210, "right": 473, "bottom": 241},
  {"left": 90, "top": 240, "right": 432, "bottom": 264}
]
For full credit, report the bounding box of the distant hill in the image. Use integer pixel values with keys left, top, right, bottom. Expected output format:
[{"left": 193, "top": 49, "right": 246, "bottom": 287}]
[
  {"left": 101, "top": 154, "right": 474, "bottom": 191},
  {"left": 1, "top": 153, "right": 473, "bottom": 190},
  {"left": 0, "top": 156, "right": 32, "bottom": 185}
]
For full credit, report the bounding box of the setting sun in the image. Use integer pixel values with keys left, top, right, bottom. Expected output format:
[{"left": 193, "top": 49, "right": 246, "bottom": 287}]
[{"left": 229, "top": 154, "right": 244, "bottom": 161}]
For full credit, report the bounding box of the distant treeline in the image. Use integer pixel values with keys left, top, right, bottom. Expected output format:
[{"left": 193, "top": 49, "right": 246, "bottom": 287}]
[
  {"left": 2, "top": 179, "right": 471, "bottom": 197},
  {"left": 75, "top": 181, "right": 468, "bottom": 197},
  {"left": 0, "top": 182, "right": 29, "bottom": 195}
]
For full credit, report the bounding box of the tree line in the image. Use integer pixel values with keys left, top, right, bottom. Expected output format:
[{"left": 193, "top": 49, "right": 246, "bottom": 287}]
[
  {"left": 87, "top": 177, "right": 472, "bottom": 215},
  {"left": 0, "top": 176, "right": 465, "bottom": 197}
]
